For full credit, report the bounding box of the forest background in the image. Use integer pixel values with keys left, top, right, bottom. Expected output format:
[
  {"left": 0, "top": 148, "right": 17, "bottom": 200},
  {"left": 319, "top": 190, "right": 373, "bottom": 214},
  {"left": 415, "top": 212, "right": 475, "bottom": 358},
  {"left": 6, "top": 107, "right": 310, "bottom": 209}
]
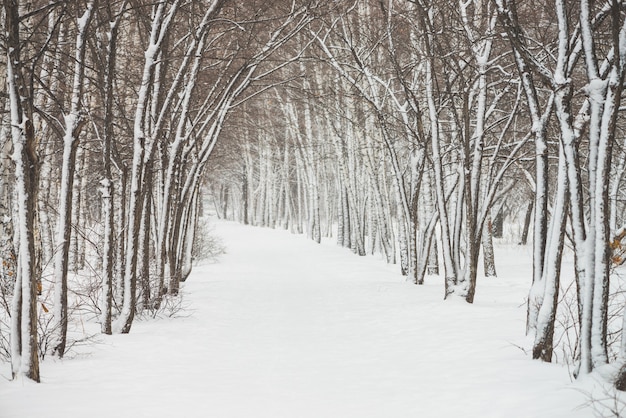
[{"left": 2, "top": 0, "right": 626, "bottom": 398}]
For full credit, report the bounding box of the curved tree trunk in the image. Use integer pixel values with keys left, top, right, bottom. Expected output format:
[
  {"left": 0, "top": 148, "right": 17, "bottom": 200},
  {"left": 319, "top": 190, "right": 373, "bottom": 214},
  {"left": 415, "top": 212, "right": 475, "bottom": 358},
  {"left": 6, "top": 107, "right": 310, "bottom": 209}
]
[{"left": 532, "top": 147, "right": 569, "bottom": 362}]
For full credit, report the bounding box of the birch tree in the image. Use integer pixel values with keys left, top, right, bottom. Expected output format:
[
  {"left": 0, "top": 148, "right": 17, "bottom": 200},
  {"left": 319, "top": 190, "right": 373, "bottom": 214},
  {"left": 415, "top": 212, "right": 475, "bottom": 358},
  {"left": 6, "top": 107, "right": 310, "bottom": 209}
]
[
  {"left": 51, "top": 0, "right": 96, "bottom": 358},
  {"left": 497, "top": 0, "right": 626, "bottom": 378},
  {"left": 114, "top": 0, "right": 181, "bottom": 334},
  {"left": 4, "top": 0, "right": 41, "bottom": 382},
  {"left": 313, "top": 2, "right": 428, "bottom": 281},
  {"left": 97, "top": 0, "right": 128, "bottom": 335}
]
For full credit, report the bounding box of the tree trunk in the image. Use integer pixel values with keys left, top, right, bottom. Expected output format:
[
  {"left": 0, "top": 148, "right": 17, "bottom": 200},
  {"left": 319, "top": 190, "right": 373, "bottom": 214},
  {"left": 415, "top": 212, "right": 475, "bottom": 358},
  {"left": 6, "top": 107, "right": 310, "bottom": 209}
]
[
  {"left": 427, "top": 239, "right": 439, "bottom": 276},
  {"left": 242, "top": 162, "right": 249, "bottom": 225},
  {"left": 482, "top": 216, "right": 497, "bottom": 277},
  {"left": 519, "top": 200, "right": 533, "bottom": 246},
  {"left": 532, "top": 146, "right": 568, "bottom": 362},
  {"left": 5, "top": 0, "right": 40, "bottom": 381},
  {"left": 52, "top": 1, "right": 95, "bottom": 358},
  {"left": 138, "top": 170, "right": 152, "bottom": 311},
  {"left": 115, "top": 169, "right": 128, "bottom": 307},
  {"left": 69, "top": 146, "right": 85, "bottom": 273},
  {"left": 99, "top": 1, "right": 124, "bottom": 335},
  {"left": 426, "top": 53, "right": 458, "bottom": 295},
  {"left": 114, "top": 0, "right": 181, "bottom": 334},
  {"left": 180, "top": 187, "right": 200, "bottom": 283}
]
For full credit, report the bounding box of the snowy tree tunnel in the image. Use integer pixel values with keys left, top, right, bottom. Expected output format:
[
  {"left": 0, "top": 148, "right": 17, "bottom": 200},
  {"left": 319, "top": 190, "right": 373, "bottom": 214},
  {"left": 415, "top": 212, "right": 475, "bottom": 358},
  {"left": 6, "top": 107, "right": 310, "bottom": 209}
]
[{"left": 2, "top": 0, "right": 626, "bottom": 406}]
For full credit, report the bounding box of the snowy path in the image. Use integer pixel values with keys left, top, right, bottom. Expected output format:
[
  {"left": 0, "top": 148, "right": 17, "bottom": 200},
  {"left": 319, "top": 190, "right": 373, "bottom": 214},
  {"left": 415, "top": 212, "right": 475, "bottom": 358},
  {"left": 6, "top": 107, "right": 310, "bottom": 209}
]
[{"left": 1, "top": 220, "right": 593, "bottom": 417}]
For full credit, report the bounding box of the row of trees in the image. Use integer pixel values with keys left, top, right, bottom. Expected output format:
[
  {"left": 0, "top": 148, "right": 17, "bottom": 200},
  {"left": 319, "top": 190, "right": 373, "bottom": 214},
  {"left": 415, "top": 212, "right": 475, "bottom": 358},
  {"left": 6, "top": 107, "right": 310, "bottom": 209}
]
[
  {"left": 208, "top": 0, "right": 626, "bottom": 387},
  {"left": 3, "top": 0, "right": 626, "bottom": 391},
  {"left": 1, "top": 0, "right": 319, "bottom": 382}
]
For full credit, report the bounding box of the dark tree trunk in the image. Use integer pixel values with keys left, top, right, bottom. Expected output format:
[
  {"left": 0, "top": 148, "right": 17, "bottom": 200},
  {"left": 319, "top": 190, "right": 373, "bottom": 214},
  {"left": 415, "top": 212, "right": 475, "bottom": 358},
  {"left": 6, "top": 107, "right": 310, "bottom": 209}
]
[
  {"left": 519, "top": 200, "right": 533, "bottom": 245},
  {"left": 482, "top": 216, "right": 497, "bottom": 277},
  {"left": 427, "top": 238, "right": 439, "bottom": 276},
  {"left": 242, "top": 163, "right": 249, "bottom": 225},
  {"left": 139, "top": 171, "right": 152, "bottom": 310},
  {"left": 116, "top": 169, "right": 128, "bottom": 304}
]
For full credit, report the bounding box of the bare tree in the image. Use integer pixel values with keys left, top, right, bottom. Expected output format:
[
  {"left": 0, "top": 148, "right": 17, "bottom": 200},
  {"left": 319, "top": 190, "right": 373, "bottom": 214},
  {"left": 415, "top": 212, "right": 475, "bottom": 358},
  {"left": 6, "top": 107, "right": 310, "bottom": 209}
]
[
  {"left": 97, "top": 0, "right": 128, "bottom": 335},
  {"left": 4, "top": 0, "right": 41, "bottom": 382},
  {"left": 51, "top": 0, "right": 96, "bottom": 358},
  {"left": 497, "top": 0, "right": 626, "bottom": 380}
]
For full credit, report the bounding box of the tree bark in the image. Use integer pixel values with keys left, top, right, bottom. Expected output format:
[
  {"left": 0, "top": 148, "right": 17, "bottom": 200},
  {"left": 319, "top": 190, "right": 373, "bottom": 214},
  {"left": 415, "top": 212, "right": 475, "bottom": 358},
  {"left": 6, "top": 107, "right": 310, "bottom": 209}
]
[
  {"left": 519, "top": 200, "right": 533, "bottom": 246},
  {"left": 532, "top": 146, "right": 568, "bottom": 362},
  {"left": 114, "top": 0, "right": 181, "bottom": 334},
  {"left": 482, "top": 216, "right": 497, "bottom": 278},
  {"left": 99, "top": 0, "right": 126, "bottom": 335},
  {"left": 52, "top": 2, "right": 95, "bottom": 356},
  {"left": 5, "top": 0, "right": 40, "bottom": 381}
]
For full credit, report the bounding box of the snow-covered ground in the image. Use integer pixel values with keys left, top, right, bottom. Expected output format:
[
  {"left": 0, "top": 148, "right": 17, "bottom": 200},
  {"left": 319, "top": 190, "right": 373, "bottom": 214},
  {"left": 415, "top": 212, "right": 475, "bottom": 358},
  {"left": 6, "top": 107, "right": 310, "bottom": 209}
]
[{"left": 0, "top": 219, "right": 613, "bottom": 417}]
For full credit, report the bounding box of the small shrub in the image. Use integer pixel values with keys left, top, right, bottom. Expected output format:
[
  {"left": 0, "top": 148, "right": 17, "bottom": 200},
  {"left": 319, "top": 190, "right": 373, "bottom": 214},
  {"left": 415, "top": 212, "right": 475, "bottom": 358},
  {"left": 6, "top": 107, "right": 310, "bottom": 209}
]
[{"left": 192, "top": 218, "right": 225, "bottom": 264}]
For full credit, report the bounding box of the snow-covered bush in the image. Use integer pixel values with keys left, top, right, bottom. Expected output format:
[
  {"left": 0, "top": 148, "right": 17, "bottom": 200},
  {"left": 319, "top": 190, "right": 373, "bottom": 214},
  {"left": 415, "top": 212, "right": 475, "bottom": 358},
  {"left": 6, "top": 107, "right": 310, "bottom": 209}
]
[{"left": 192, "top": 218, "right": 225, "bottom": 264}]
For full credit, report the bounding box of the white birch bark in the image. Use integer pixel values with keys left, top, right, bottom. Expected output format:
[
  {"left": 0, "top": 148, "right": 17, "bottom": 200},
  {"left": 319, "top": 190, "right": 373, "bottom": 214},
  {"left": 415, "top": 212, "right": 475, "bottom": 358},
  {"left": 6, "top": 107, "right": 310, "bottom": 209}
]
[
  {"left": 99, "top": 0, "right": 127, "bottom": 335},
  {"left": 532, "top": 145, "right": 569, "bottom": 362},
  {"left": 52, "top": 2, "right": 95, "bottom": 357},
  {"left": 497, "top": 0, "right": 624, "bottom": 376},
  {"left": 34, "top": 13, "right": 64, "bottom": 266},
  {"left": 154, "top": 2, "right": 221, "bottom": 302},
  {"left": 424, "top": 57, "right": 458, "bottom": 296},
  {"left": 301, "top": 97, "right": 322, "bottom": 244},
  {"left": 5, "top": 0, "right": 40, "bottom": 381},
  {"left": 115, "top": 0, "right": 181, "bottom": 334}
]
